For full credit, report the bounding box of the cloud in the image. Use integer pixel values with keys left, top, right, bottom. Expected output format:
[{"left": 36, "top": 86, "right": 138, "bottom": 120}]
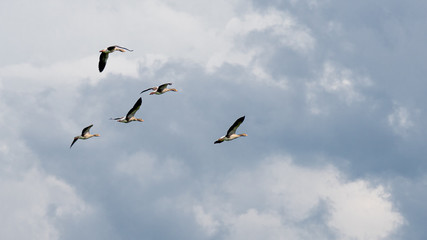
[
  {"left": 388, "top": 103, "right": 416, "bottom": 137},
  {"left": 389, "top": 174, "right": 427, "bottom": 239},
  {"left": 1, "top": 0, "right": 426, "bottom": 239},
  {"left": 0, "top": 1, "right": 314, "bottom": 93},
  {"left": 0, "top": 54, "right": 142, "bottom": 90},
  {"left": 228, "top": 209, "right": 299, "bottom": 240},
  {"left": 115, "top": 150, "right": 187, "bottom": 187},
  {"left": 0, "top": 166, "right": 91, "bottom": 240},
  {"left": 191, "top": 156, "right": 404, "bottom": 239},
  {"left": 306, "top": 62, "right": 372, "bottom": 114},
  {"left": 193, "top": 205, "right": 220, "bottom": 237},
  {"left": 207, "top": 8, "right": 315, "bottom": 71}
]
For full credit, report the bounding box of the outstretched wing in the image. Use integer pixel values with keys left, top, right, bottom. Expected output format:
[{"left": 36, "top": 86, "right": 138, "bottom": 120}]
[
  {"left": 70, "top": 137, "right": 78, "bottom": 148},
  {"left": 140, "top": 87, "right": 155, "bottom": 94},
  {"left": 226, "top": 116, "right": 245, "bottom": 137},
  {"left": 81, "top": 124, "right": 93, "bottom": 136},
  {"left": 110, "top": 117, "right": 124, "bottom": 121},
  {"left": 157, "top": 83, "right": 172, "bottom": 92},
  {"left": 98, "top": 52, "right": 109, "bottom": 72},
  {"left": 115, "top": 45, "right": 134, "bottom": 52},
  {"left": 126, "top": 97, "right": 142, "bottom": 120}
]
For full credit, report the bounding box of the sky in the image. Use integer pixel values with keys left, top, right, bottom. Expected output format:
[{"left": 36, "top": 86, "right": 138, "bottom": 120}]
[{"left": 1, "top": 0, "right": 426, "bottom": 239}]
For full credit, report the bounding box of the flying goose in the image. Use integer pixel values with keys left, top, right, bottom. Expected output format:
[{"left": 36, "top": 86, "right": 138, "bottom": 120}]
[
  {"left": 99, "top": 45, "right": 133, "bottom": 72},
  {"left": 70, "top": 124, "right": 100, "bottom": 148},
  {"left": 140, "top": 83, "right": 177, "bottom": 95},
  {"left": 111, "top": 97, "right": 144, "bottom": 123},
  {"left": 214, "top": 116, "right": 247, "bottom": 144}
]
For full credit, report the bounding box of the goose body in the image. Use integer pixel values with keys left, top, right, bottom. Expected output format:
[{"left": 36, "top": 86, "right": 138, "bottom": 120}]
[
  {"left": 99, "top": 45, "right": 133, "bottom": 72},
  {"left": 70, "top": 124, "right": 100, "bottom": 148},
  {"left": 111, "top": 97, "right": 144, "bottom": 123},
  {"left": 214, "top": 116, "right": 247, "bottom": 144},
  {"left": 140, "top": 83, "right": 177, "bottom": 95}
]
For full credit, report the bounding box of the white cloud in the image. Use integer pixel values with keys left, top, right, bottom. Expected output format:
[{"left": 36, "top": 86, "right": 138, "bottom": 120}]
[
  {"left": 0, "top": 166, "right": 91, "bottom": 240},
  {"left": 0, "top": 109, "right": 92, "bottom": 240},
  {"left": 327, "top": 180, "right": 402, "bottom": 240},
  {"left": 207, "top": 9, "right": 315, "bottom": 71},
  {"left": 0, "top": 54, "right": 142, "bottom": 90},
  {"left": 0, "top": 2, "right": 312, "bottom": 93},
  {"left": 228, "top": 209, "right": 298, "bottom": 240},
  {"left": 191, "top": 156, "right": 404, "bottom": 240},
  {"left": 193, "top": 205, "right": 220, "bottom": 236},
  {"left": 306, "top": 62, "right": 372, "bottom": 114},
  {"left": 388, "top": 103, "right": 416, "bottom": 137},
  {"left": 225, "top": 9, "right": 315, "bottom": 51}
]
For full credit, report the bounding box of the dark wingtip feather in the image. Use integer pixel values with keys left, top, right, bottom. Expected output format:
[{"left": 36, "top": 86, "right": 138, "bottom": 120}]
[
  {"left": 70, "top": 138, "right": 78, "bottom": 148},
  {"left": 136, "top": 97, "right": 142, "bottom": 105},
  {"left": 140, "top": 88, "right": 152, "bottom": 94},
  {"left": 98, "top": 65, "right": 105, "bottom": 72},
  {"left": 98, "top": 52, "right": 108, "bottom": 72}
]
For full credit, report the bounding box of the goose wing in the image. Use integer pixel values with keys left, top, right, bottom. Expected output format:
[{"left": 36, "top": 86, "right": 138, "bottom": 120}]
[
  {"left": 226, "top": 116, "right": 245, "bottom": 137},
  {"left": 126, "top": 97, "right": 142, "bottom": 120},
  {"left": 140, "top": 87, "right": 155, "bottom": 94},
  {"left": 157, "top": 83, "right": 172, "bottom": 92},
  {"left": 70, "top": 137, "right": 78, "bottom": 148},
  {"left": 81, "top": 124, "right": 93, "bottom": 136},
  {"left": 99, "top": 52, "right": 109, "bottom": 72},
  {"left": 115, "top": 45, "right": 134, "bottom": 52},
  {"left": 110, "top": 117, "right": 125, "bottom": 121}
]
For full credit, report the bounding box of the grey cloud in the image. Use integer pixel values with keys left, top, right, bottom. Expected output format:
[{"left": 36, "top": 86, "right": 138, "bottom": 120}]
[{"left": 1, "top": 0, "right": 427, "bottom": 239}]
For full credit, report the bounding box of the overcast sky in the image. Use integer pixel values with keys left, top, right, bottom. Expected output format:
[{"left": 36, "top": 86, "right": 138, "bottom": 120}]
[{"left": 1, "top": 0, "right": 427, "bottom": 239}]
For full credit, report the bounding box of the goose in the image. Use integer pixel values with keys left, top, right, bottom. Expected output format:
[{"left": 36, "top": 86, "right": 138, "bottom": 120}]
[
  {"left": 99, "top": 45, "right": 133, "bottom": 72},
  {"left": 214, "top": 116, "right": 247, "bottom": 144},
  {"left": 140, "top": 83, "right": 178, "bottom": 95},
  {"left": 70, "top": 124, "right": 100, "bottom": 148},
  {"left": 111, "top": 97, "right": 144, "bottom": 123}
]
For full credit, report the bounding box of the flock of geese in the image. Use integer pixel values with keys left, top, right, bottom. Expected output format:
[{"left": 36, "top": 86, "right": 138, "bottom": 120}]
[{"left": 70, "top": 45, "right": 247, "bottom": 148}]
